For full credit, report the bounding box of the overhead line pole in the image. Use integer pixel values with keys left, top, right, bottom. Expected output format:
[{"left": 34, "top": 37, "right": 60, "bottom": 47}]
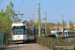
[
  {"left": 62, "top": 15, "right": 64, "bottom": 37},
  {"left": 45, "top": 11, "right": 47, "bottom": 35},
  {"left": 32, "top": 14, "right": 34, "bottom": 26},
  {"left": 38, "top": 3, "right": 41, "bottom": 38}
]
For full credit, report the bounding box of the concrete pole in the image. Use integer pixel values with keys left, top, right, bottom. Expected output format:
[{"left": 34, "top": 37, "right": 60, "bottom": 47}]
[
  {"left": 38, "top": 3, "right": 41, "bottom": 38},
  {"left": 62, "top": 15, "right": 64, "bottom": 37},
  {"left": 45, "top": 11, "right": 47, "bottom": 35},
  {"left": 32, "top": 14, "right": 34, "bottom": 26}
]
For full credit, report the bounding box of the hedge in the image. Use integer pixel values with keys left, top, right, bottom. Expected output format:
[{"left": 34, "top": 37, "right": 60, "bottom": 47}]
[{"left": 36, "top": 37, "right": 75, "bottom": 50}]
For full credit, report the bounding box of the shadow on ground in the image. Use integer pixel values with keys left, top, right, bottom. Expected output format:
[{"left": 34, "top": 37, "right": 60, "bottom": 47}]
[{"left": 13, "top": 40, "right": 36, "bottom": 44}]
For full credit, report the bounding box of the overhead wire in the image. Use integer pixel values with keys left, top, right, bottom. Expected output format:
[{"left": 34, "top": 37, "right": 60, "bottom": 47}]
[
  {"left": 17, "top": 0, "right": 24, "bottom": 22},
  {"left": 19, "top": 11, "right": 37, "bottom": 12},
  {"left": 15, "top": 3, "right": 47, "bottom": 22},
  {"left": 25, "top": 12, "right": 45, "bottom": 16},
  {"left": 18, "top": 0, "right": 24, "bottom": 13},
  {"left": 14, "top": 2, "right": 39, "bottom": 22},
  {"left": 41, "top": 12, "right": 45, "bottom": 15},
  {"left": 15, "top": 4, "right": 39, "bottom": 12},
  {"left": 23, "top": 14, "right": 38, "bottom": 15},
  {"left": 15, "top": 8, "right": 38, "bottom": 12}
]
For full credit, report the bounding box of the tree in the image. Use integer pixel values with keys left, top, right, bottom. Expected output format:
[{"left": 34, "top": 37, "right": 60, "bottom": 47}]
[
  {"left": 41, "top": 22, "right": 56, "bottom": 33},
  {"left": 47, "top": 23, "right": 51, "bottom": 32},
  {"left": 24, "top": 20, "right": 31, "bottom": 25},
  {"left": 50, "top": 23, "right": 56, "bottom": 31},
  {"left": 0, "top": 1, "right": 19, "bottom": 33},
  {"left": 57, "top": 22, "right": 61, "bottom": 31},
  {"left": 0, "top": 9, "right": 12, "bottom": 33},
  {"left": 69, "top": 20, "right": 73, "bottom": 30},
  {"left": 6, "top": 1, "right": 18, "bottom": 22},
  {"left": 0, "top": 18, "right": 5, "bottom": 33},
  {"left": 41, "top": 23, "right": 45, "bottom": 28},
  {"left": 62, "top": 20, "right": 66, "bottom": 28}
]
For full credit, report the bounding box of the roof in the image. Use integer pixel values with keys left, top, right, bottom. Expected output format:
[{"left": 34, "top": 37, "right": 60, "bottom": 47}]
[{"left": 12, "top": 22, "right": 27, "bottom": 27}]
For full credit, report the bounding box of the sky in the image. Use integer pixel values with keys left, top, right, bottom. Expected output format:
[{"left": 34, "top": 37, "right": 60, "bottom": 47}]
[{"left": 0, "top": 0, "right": 75, "bottom": 24}]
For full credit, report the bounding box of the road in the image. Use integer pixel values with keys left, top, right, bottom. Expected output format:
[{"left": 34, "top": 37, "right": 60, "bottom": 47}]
[{"left": 5, "top": 41, "right": 50, "bottom": 50}]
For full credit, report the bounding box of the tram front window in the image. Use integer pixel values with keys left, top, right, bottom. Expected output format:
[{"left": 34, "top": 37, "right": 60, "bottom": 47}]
[
  {"left": 14, "top": 30, "right": 23, "bottom": 35},
  {"left": 14, "top": 28, "right": 24, "bottom": 35}
]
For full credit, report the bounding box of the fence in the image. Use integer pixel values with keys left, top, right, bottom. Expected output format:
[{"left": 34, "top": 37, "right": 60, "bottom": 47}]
[{"left": 0, "top": 33, "right": 10, "bottom": 48}]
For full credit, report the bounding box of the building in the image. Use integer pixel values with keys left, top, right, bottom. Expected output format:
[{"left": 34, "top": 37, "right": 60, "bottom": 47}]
[
  {"left": 73, "top": 24, "right": 75, "bottom": 30},
  {"left": 50, "top": 24, "right": 75, "bottom": 31},
  {"left": 64, "top": 25, "right": 70, "bottom": 30}
]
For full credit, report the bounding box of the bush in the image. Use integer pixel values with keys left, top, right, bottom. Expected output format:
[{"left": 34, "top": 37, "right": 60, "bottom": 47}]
[
  {"left": 36, "top": 37, "right": 75, "bottom": 50},
  {"left": 0, "top": 17, "right": 11, "bottom": 33}
]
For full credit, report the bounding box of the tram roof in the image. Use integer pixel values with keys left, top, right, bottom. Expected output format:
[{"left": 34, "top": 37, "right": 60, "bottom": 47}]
[
  {"left": 12, "top": 22, "right": 27, "bottom": 27},
  {"left": 51, "top": 30, "right": 75, "bottom": 32}
]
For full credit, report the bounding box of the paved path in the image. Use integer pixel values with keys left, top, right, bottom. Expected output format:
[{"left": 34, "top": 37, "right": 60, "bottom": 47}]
[
  {"left": 5, "top": 42, "right": 50, "bottom": 50},
  {"left": 5, "top": 44, "right": 27, "bottom": 50},
  {"left": 25, "top": 43, "right": 50, "bottom": 50}
]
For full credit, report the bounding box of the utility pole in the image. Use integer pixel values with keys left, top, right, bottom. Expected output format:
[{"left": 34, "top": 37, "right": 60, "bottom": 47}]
[
  {"left": 38, "top": 3, "right": 41, "bottom": 38},
  {"left": 45, "top": 11, "right": 47, "bottom": 35},
  {"left": 32, "top": 14, "right": 34, "bottom": 26},
  {"left": 62, "top": 15, "right": 64, "bottom": 37}
]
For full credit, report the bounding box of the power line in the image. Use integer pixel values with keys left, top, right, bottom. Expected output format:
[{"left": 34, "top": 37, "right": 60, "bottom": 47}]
[
  {"left": 18, "top": 0, "right": 24, "bottom": 13},
  {"left": 18, "top": 13, "right": 38, "bottom": 15},
  {"left": 19, "top": 11, "right": 37, "bottom": 12},
  {"left": 41, "top": 12, "right": 45, "bottom": 15},
  {"left": 26, "top": 16, "right": 38, "bottom": 19},
  {"left": 14, "top": 3, "right": 39, "bottom": 22},
  {"left": 15, "top": 8, "right": 38, "bottom": 12},
  {"left": 16, "top": 12, "right": 46, "bottom": 15},
  {"left": 15, "top": 4, "right": 39, "bottom": 12}
]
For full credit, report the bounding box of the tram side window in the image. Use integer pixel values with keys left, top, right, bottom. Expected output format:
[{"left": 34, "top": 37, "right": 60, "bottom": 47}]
[
  {"left": 27, "top": 29, "right": 29, "bottom": 36},
  {"left": 68, "top": 32, "right": 71, "bottom": 36},
  {"left": 29, "top": 29, "right": 34, "bottom": 36},
  {"left": 68, "top": 32, "right": 73, "bottom": 37}
]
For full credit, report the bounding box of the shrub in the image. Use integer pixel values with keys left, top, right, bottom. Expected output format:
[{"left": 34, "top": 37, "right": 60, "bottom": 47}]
[
  {"left": 36, "top": 37, "right": 75, "bottom": 50},
  {"left": 0, "top": 17, "right": 11, "bottom": 33}
]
